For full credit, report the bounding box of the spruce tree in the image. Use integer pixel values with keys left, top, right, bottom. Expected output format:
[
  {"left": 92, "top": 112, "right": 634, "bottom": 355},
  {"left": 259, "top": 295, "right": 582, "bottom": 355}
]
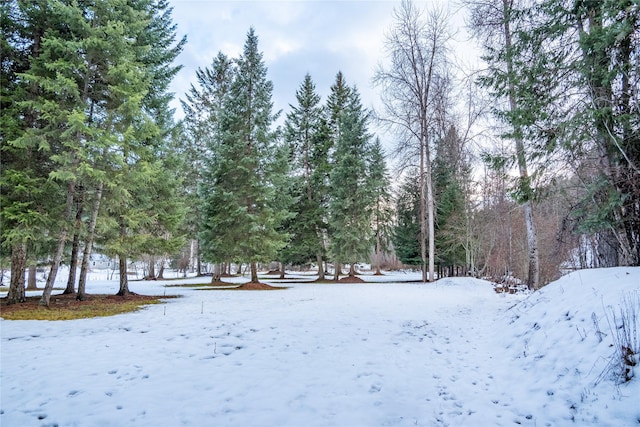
[
  {"left": 433, "top": 125, "right": 468, "bottom": 272},
  {"left": 0, "top": 0, "right": 59, "bottom": 303},
  {"left": 200, "top": 28, "right": 288, "bottom": 284},
  {"left": 368, "top": 137, "right": 393, "bottom": 275},
  {"left": 281, "top": 74, "right": 328, "bottom": 276},
  {"left": 328, "top": 81, "right": 374, "bottom": 278},
  {"left": 105, "top": 0, "right": 186, "bottom": 296},
  {"left": 393, "top": 170, "right": 422, "bottom": 267},
  {"left": 325, "top": 72, "right": 351, "bottom": 279},
  {"left": 182, "top": 52, "right": 234, "bottom": 279}
]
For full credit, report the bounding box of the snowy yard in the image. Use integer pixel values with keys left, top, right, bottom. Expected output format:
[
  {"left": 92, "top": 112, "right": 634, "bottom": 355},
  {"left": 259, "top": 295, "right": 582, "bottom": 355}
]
[{"left": 1, "top": 268, "right": 639, "bottom": 426}]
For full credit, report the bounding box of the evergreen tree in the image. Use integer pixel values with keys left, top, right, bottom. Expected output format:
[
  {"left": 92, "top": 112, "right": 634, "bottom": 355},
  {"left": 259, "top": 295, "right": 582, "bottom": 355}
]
[
  {"left": 546, "top": 0, "right": 639, "bottom": 266},
  {"left": 0, "top": 0, "right": 60, "bottom": 303},
  {"left": 281, "top": 74, "right": 328, "bottom": 276},
  {"left": 105, "top": 0, "right": 186, "bottom": 297},
  {"left": 325, "top": 72, "right": 351, "bottom": 279},
  {"left": 368, "top": 137, "right": 393, "bottom": 275},
  {"left": 328, "top": 81, "right": 374, "bottom": 278},
  {"left": 393, "top": 169, "right": 422, "bottom": 267},
  {"left": 199, "top": 28, "right": 288, "bottom": 284},
  {"left": 0, "top": 0, "right": 186, "bottom": 303},
  {"left": 181, "top": 52, "right": 234, "bottom": 279},
  {"left": 433, "top": 125, "right": 468, "bottom": 271},
  {"left": 470, "top": 0, "right": 639, "bottom": 270}
]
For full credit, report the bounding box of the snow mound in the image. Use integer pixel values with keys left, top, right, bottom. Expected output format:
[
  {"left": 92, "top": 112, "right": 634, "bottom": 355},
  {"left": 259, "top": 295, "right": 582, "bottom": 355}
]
[{"left": 500, "top": 267, "right": 640, "bottom": 425}]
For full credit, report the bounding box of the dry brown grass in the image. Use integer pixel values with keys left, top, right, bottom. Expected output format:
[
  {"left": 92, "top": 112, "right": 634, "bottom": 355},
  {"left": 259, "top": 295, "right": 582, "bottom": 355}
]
[{"left": 0, "top": 293, "right": 176, "bottom": 321}]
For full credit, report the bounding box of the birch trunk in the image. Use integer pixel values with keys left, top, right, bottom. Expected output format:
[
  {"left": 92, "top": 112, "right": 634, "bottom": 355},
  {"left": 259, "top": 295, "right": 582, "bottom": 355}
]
[{"left": 503, "top": 0, "right": 539, "bottom": 290}]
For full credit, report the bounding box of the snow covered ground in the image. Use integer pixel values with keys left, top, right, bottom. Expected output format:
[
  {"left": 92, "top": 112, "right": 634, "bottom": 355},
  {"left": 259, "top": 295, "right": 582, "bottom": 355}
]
[{"left": 1, "top": 267, "right": 639, "bottom": 426}]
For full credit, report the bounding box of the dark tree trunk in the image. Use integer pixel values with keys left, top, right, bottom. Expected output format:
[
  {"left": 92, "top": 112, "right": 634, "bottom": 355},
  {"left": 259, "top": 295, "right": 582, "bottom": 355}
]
[
  {"left": 196, "top": 239, "right": 202, "bottom": 276},
  {"left": 250, "top": 261, "right": 259, "bottom": 283},
  {"left": 316, "top": 253, "right": 324, "bottom": 280},
  {"left": 348, "top": 263, "right": 356, "bottom": 277},
  {"left": 7, "top": 243, "right": 27, "bottom": 304},
  {"left": 116, "top": 255, "right": 131, "bottom": 296},
  {"left": 65, "top": 189, "right": 84, "bottom": 294},
  {"left": 115, "top": 216, "right": 130, "bottom": 296},
  {"left": 279, "top": 262, "right": 285, "bottom": 279},
  {"left": 64, "top": 230, "right": 80, "bottom": 294},
  {"left": 333, "top": 262, "right": 341, "bottom": 281}
]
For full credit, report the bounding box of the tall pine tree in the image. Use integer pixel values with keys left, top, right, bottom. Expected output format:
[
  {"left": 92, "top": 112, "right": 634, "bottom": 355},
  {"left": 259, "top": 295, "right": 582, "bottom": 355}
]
[
  {"left": 393, "top": 169, "right": 422, "bottom": 267},
  {"left": 199, "top": 28, "right": 289, "bottom": 284},
  {"left": 281, "top": 74, "right": 329, "bottom": 277},
  {"left": 328, "top": 80, "right": 374, "bottom": 278},
  {"left": 368, "top": 137, "right": 393, "bottom": 275},
  {"left": 182, "top": 52, "right": 234, "bottom": 279}
]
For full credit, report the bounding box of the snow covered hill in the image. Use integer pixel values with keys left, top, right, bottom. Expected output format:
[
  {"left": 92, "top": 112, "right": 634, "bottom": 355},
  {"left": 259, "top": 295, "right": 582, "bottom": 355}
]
[{"left": 1, "top": 267, "right": 638, "bottom": 426}]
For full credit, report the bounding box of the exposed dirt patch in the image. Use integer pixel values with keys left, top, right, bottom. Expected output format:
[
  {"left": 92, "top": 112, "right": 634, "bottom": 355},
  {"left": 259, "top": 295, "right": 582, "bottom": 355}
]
[
  {"left": 208, "top": 281, "right": 237, "bottom": 287},
  {"left": 338, "top": 275, "right": 366, "bottom": 283},
  {"left": 235, "top": 282, "right": 287, "bottom": 290}
]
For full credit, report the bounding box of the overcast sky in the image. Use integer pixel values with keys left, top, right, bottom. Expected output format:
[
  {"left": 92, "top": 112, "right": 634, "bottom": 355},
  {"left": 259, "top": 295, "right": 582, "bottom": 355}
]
[{"left": 167, "top": 0, "right": 474, "bottom": 150}]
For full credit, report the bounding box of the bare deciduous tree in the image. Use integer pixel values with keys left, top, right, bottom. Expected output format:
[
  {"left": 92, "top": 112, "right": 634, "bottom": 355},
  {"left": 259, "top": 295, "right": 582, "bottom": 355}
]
[{"left": 373, "top": 0, "right": 452, "bottom": 282}]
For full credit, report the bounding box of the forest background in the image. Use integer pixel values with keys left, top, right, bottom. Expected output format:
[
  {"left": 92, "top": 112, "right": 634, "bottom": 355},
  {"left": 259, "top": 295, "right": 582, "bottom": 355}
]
[{"left": 1, "top": 0, "right": 638, "bottom": 305}]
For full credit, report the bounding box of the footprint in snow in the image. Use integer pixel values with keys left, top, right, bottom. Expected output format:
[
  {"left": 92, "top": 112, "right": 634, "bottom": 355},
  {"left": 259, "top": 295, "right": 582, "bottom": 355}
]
[{"left": 369, "top": 383, "right": 382, "bottom": 393}]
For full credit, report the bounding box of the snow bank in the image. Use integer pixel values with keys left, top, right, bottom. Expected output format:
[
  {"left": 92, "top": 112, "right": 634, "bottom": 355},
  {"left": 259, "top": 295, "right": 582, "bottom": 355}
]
[{"left": 498, "top": 267, "right": 640, "bottom": 425}]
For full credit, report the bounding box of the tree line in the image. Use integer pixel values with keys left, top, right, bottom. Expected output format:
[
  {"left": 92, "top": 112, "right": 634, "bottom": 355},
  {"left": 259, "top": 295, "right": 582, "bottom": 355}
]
[
  {"left": 2, "top": 0, "right": 638, "bottom": 304},
  {"left": 2, "top": 0, "right": 187, "bottom": 304},
  {"left": 181, "top": 29, "right": 392, "bottom": 284}
]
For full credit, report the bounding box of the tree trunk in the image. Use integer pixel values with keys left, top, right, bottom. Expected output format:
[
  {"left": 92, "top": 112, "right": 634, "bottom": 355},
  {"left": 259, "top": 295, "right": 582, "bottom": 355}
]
[
  {"left": 77, "top": 181, "right": 103, "bottom": 301},
  {"left": 502, "top": 0, "right": 539, "bottom": 290},
  {"left": 374, "top": 226, "right": 382, "bottom": 275},
  {"left": 279, "top": 261, "right": 285, "bottom": 279},
  {"left": 316, "top": 253, "right": 324, "bottom": 280},
  {"left": 7, "top": 243, "right": 27, "bottom": 304},
  {"left": 116, "top": 216, "right": 131, "bottom": 296},
  {"left": 250, "top": 261, "right": 259, "bottom": 283},
  {"left": 348, "top": 263, "right": 356, "bottom": 277},
  {"left": 426, "top": 153, "right": 436, "bottom": 282},
  {"left": 333, "top": 262, "right": 341, "bottom": 281},
  {"left": 40, "top": 179, "right": 76, "bottom": 306},
  {"left": 64, "top": 230, "right": 80, "bottom": 294},
  {"left": 420, "top": 143, "right": 428, "bottom": 282},
  {"left": 116, "top": 255, "right": 130, "bottom": 296},
  {"left": 196, "top": 240, "right": 202, "bottom": 276},
  {"left": 64, "top": 189, "right": 84, "bottom": 294},
  {"left": 211, "top": 263, "right": 222, "bottom": 284},
  {"left": 157, "top": 259, "right": 165, "bottom": 279},
  {"left": 27, "top": 264, "right": 38, "bottom": 290},
  {"left": 147, "top": 256, "right": 156, "bottom": 280}
]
